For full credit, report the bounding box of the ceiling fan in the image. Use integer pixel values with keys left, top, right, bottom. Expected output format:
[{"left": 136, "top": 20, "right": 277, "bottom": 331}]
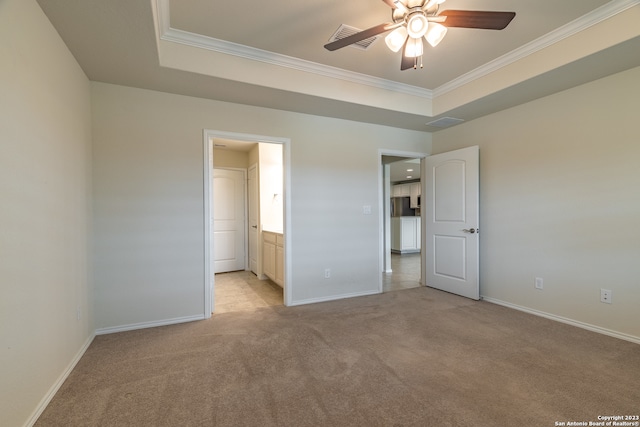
[{"left": 324, "top": 0, "right": 516, "bottom": 70}]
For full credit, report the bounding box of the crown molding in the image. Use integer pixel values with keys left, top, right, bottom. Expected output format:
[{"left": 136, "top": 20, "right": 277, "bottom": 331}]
[
  {"left": 154, "top": 0, "right": 432, "bottom": 100},
  {"left": 160, "top": 28, "right": 433, "bottom": 99},
  {"left": 154, "top": 0, "right": 637, "bottom": 103},
  {"left": 434, "top": 0, "right": 640, "bottom": 97},
  {"left": 155, "top": 0, "right": 171, "bottom": 36}
]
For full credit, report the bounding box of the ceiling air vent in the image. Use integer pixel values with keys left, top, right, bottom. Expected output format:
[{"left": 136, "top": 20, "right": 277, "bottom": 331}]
[
  {"left": 328, "top": 24, "right": 379, "bottom": 50},
  {"left": 426, "top": 117, "right": 465, "bottom": 128}
]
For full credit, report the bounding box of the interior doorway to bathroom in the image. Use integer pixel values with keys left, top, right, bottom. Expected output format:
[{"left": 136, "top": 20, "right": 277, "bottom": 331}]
[{"left": 204, "top": 130, "right": 291, "bottom": 316}]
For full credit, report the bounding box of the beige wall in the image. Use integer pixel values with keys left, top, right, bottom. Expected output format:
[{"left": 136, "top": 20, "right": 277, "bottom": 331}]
[
  {"left": 6, "top": 3, "right": 636, "bottom": 426},
  {"left": 213, "top": 148, "right": 249, "bottom": 169},
  {"left": 0, "top": 1, "right": 93, "bottom": 426},
  {"left": 91, "top": 82, "right": 431, "bottom": 329},
  {"left": 432, "top": 66, "right": 640, "bottom": 340}
]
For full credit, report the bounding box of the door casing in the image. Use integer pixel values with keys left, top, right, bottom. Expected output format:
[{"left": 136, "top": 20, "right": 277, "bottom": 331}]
[
  {"left": 204, "top": 130, "right": 291, "bottom": 317},
  {"left": 378, "top": 149, "right": 428, "bottom": 293}
]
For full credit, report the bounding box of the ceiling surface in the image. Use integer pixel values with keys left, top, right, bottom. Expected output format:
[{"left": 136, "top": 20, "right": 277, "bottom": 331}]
[
  {"left": 37, "top": 0, "right": 640, "bottom": 132},
  {"left": 168, "top": 0, "right": 608, "bottom": 88},
  {"left": 383, "top": 156, "right": 423, "bottom": 183}
]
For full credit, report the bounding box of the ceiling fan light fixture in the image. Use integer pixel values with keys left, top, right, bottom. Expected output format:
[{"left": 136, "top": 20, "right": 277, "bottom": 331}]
[
  {"left": 406, "top": 14, "right": 429, "bottom": 38},
  {"left": 385, "top": 27, "right": 408, "bottom": 52},
  {"left": 323, "top": 0, "right": 515, "bottom": 72},
  {"left": 425, "top": 22, "right": 447, "bottom": 47},
  {"left": 405, "top": 37, "right": 423, "bottom": 58}
]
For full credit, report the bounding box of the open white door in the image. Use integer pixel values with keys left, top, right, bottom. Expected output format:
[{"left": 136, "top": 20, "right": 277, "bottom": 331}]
[
  {"left": 424, "top": 146, "right": 479, "bottom": 300},
  {"left": 248, "top": 165, "right": 258, "bottom": 275}
]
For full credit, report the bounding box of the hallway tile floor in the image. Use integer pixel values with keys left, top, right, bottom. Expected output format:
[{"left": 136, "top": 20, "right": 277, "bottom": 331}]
[
  {"left": 214, "top": 271, "right": 283, "bottom": 313},
  {"left": 383, "top": 252, "right": 421, "bottom": 292},
  {"left": 214, "top": 252, "right": 421, "bottom": 313}
]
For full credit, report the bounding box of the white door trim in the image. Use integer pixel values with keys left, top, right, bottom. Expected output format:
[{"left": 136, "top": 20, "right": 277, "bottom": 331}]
[
  {"left": 203, "top": 129, "right": 292, "bottom": 317},
  {"left": 378, "top": 149, "right": 428, "bottom": 294}
]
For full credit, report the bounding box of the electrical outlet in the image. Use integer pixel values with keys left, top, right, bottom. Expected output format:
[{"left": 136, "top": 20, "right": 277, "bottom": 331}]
[
  {"left": 600, "top": 289, "right": 612, "bottom": 304},
  {"left": 324, "top": 268, "right": 331, "bottom": 279},
  {"left": 534, "top": 277, "right": 544, "bottom": 290}
]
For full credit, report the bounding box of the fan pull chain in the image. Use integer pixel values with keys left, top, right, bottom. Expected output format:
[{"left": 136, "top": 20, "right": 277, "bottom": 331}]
[{"left": 413, "top": 55, "right": 424, "bottom": 70}]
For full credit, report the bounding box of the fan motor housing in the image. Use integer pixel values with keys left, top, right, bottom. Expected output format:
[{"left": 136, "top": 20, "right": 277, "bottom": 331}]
[{"left": 392, "top": 1, "right": 440, "bottom": 23}]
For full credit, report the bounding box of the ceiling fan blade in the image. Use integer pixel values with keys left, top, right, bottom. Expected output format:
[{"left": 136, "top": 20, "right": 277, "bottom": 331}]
[
  {"left": 400, "top": 39, "right": 415, "bottom": 71},
  {"left": 324, "top": 22, "right": 399, "bottom": 51},
  {"left": 439, "top": 10, "right": 516, "bottom": 30}
]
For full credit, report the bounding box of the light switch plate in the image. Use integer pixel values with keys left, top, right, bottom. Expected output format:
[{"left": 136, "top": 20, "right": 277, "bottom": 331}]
[{"left": 534, "top": 277, "right": 543, "bottom": 290}]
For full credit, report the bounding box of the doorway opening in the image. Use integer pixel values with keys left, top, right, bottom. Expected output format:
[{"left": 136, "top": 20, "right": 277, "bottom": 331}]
[
  {"left": 380, "top": 152, "right": 426, "bottom": 293},
  {"left": 203, "top": 130, "right": 291, "bottom": 317},
  {"left": 380, "top": 147, "right": 480, "bottom": 300}
]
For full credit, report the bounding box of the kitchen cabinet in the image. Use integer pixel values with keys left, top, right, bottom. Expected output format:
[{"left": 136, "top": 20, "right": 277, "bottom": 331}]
[
  {"left": 393, "top": 183, "right": 421, "bottom": 208},
  {"left": 393, "top": 183, "right": 411, "bottom": 197},
  {"left": 391, "top": 217, "right": 421, "bottom": 254},
  {"left": 410, "top": 182, "right": 421, "bottom": 208},
  {"left": 263, "top": 231, "right": 284, "bottom": 287}
]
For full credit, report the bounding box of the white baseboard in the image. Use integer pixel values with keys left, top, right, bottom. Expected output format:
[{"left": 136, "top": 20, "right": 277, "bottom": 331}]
[
  {"left": 95, "top": 314, "right": 205, "bottom": 335},
  {"left": 289, "top": 289, "right": 381, "bottom": 307},
  {"left": 25, "top": 332, "right": 96, "bottom": 427},
  {"left": 481, "top": 296, "right": 640, "bottom": 345}
]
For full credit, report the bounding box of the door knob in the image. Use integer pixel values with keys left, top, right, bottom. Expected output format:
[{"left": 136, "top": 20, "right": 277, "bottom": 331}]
[
  {"left": 252, "top": 225, "right": 257, "bottom": 229},
  {"left": 462, "top": 228, "right": 476, "bottom": 234}
]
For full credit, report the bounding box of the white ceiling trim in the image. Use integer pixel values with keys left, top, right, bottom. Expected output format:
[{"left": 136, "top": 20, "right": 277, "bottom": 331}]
[
  {"left": 161, "top": 27, "right": 433, "bottom": 99},
  {"left": 155, "top": 0, "right": 638, "bottom": 101},
  {"left": 150, "top": 0, "right": 638, "bottom": 124},
  {"left": 434, "top": 0, "right": 639, "bottom": 97},
  {"left": 155, "top": 0, "right": 432, "bottom": 100},
  {"left": 154, "top": 0, "right": 171, "bottom": 35}
]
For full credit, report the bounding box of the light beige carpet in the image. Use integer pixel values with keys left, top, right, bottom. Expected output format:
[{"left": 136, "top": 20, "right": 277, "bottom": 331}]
[{"left": 36, "top": 287, "right": 640, "bottom": 426}]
